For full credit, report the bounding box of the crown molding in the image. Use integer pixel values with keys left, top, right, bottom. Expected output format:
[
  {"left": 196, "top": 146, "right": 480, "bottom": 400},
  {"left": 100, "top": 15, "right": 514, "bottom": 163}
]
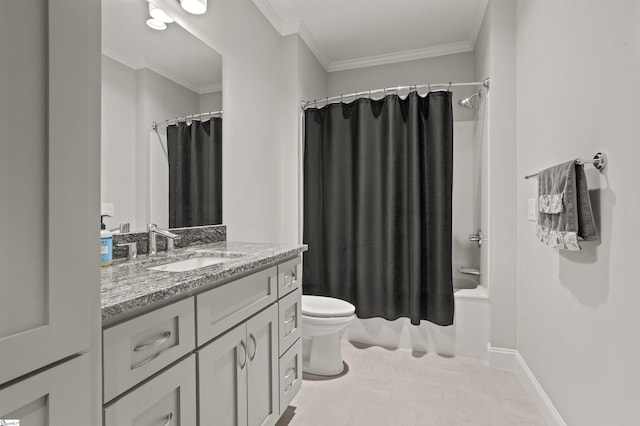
[
  {"left": 328, "top": 41, "right": 473, "bottom": 72},
  {"left": 253, "top": 0, "right": 484, "bottom": 73},
  {"left": 469, "top": 0, "right": 489, "bottom": 49},
  {"left": 102, "top": 47, "right": 141, "bottom": 71},
  {"left": 142, "top": 58, "right": 201, "bottom": 93},
  {"left": 296, "top": 20, "right": 330, "bottom": 70},
  {"left": 252, "top": 0, "right": 286, "bottom": 33},
  {"left": 199, "top": 82, "right": 223, "bottom": 94}
]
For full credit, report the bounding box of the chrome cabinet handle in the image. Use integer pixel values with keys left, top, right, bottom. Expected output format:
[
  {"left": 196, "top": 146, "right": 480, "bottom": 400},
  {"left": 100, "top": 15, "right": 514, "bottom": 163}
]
[
  {"left": 134, "top": 331, "right": 171, "bottom": 352},
  {"left": 284, "top": 368, "right": 296, "bottom": 380},
  {"left": 284, "top": 271, "right": 296, "bottom": 287},
  {"left": 238, "top": 340, "right": 247, "bottom": 369},
  {"left": 162, "top": 413, "right": 173, "bottom": 426},
  {"left": 248, "top": 333, "right": 257, "bottom": 361},
  {"left": 132, "top": 351, "right": 162, "bottom": 370},
  {"left": 283, "top": 315, "right": 296, "bottom": 337}
]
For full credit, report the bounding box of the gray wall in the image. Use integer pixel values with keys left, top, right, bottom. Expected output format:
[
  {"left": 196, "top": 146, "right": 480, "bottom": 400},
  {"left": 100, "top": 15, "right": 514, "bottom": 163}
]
[
  {"left": 101, "top": 56, "right": 203, "bottom": 231},
  {"left": 472, "top": 0, "right": 518, "bottom": 352},
  {"left": 516, "top": 0, "right": 640, "bottom": 424},
  {"left": 199, "top": 91, "right": 222, "bottom": 112},
  {"left": 328, "top": 52, "right": 478, "bottom": 122}
]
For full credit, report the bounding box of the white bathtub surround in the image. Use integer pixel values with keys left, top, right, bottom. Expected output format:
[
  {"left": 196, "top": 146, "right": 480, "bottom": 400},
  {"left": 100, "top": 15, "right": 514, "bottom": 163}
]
[
  {"left": 343, "top": 286, "right": 489, "bottom": 360},
  {"left": 277, "top": 341, "right": 544, "bottom": 426}
]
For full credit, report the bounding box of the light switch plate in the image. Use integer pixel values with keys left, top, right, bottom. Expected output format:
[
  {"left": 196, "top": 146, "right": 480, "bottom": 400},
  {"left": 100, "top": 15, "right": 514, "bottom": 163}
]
[
  {"left": 527, "top": 198, "right": 537, "bottom": 221},
  {"left": 101, "top": 203, "right": 115, "bottom": 217}
]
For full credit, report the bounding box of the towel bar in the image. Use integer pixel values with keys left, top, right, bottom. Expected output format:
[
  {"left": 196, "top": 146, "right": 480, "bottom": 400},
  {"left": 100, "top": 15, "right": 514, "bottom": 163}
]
[{"left": 524, "top": 152, "right": 607, "bottom": 179}]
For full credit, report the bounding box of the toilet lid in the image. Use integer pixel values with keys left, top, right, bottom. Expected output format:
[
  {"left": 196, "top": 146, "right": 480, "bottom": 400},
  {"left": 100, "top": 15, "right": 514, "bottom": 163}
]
[{"left": 302, "top": 295, "right": 356, "bottom": 318}]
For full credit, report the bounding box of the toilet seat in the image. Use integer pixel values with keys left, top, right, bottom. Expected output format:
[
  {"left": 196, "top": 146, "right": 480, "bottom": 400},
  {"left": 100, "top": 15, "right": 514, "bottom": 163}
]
[{"left": 302, "top": 295, "right": 355, "bottom": 318}]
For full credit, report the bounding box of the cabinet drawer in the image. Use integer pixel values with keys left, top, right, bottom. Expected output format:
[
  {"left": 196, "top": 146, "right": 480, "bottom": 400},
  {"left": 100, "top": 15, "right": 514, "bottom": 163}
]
[
  {"left": 278, "top": 288, "right": 302, "bottom": 356},
  {"left": 103, "top": 298, "right": 196, "bottom": 402},
  {"left": 197, "top": 266, "right": 277, "bottom": 346},
  {"left": 104, "top": 354, "right": 196, "bottom": 426},
  {"left": 277, "top": 257, "right": 302, "bottom": 298},
  {"left": 279, "top": 339, "right": 302, "bottom": 415}
]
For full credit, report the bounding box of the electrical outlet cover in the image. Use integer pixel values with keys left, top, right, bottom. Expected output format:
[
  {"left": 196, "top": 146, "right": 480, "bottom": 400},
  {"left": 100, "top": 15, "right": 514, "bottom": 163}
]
[{"left": 527, "top": 198, "right": 537, "bottom": 221}]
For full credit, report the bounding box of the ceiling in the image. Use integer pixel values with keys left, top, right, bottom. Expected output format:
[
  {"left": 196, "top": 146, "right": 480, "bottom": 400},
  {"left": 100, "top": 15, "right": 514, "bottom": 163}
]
[
  {"left": 253, "top": 0, "right": 488, "bottom": 72},
  {"left": 102, "top": 0, "right": 222, "bottom": 94}
]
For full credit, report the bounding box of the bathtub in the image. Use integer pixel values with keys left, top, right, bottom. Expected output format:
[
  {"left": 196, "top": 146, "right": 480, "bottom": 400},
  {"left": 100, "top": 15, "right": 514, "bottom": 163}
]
[{"left": 342, "top": 277, "right": 490, "bottom": 360}]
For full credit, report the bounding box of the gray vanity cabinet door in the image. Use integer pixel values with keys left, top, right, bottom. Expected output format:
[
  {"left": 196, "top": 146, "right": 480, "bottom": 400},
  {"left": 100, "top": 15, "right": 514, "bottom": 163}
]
[
  {"left": 0, "top": 354, "right": 90, "bottom": 425},
  {"left": 0, "top": 0, "right": 97, "bottom": 386},
  {"left": 246, "top": 304, "right": 279, "bottom": 426},
  {"left": 104, "top": 355, "right": 196, "bottom": 426},
  {"left": 198, "top": 323, "right": 248, "bottom": 426}
]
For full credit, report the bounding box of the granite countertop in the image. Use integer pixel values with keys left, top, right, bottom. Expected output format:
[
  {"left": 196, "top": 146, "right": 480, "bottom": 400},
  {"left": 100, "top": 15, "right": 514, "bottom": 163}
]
[{"left": 101, "top": 241, "right": 307, "bottom": 322}]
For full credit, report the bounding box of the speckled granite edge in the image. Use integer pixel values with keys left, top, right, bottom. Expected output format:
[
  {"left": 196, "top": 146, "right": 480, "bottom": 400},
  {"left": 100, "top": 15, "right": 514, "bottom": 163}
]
[
  {"left": 101, "top": 242, "right": 307, "bottom": 321},
  {"left": 112, "top": 224, "right": 226, "bottom": 258}
]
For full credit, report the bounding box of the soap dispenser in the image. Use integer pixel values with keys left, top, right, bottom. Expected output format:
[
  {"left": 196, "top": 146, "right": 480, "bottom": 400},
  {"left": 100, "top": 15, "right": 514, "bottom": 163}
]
[{"left": 100, "top": 215, "right": 113, "bottom": 267}]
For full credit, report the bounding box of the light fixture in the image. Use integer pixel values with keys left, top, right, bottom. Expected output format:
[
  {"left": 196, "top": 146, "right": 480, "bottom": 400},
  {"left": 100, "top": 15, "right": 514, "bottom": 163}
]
[
  {"left": 149, "top": 3, "right": 174, "bottom": 23},
  {"left": 146, "top": 18, "right": 167, "bottom": 31},
  {"left": 180, "top": 0, "right": 207, "bottom": 15}
]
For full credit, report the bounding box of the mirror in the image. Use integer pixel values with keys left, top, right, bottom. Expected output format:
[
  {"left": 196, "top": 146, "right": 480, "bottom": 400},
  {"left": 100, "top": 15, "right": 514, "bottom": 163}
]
[{"left": 101, "top": 0, "right": 223, "bottom": 232}]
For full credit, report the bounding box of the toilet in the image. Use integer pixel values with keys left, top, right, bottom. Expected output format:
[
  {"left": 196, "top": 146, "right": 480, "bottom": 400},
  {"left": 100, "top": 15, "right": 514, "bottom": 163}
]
[{"left": 301, "top": 295, "right": 356, "bottom": 376}]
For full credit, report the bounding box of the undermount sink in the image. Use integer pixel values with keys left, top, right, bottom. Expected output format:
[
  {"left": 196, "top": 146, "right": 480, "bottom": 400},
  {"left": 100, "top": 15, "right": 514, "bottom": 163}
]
[{"left": 147, "top": 256, "right": 227, "bottom": 272}]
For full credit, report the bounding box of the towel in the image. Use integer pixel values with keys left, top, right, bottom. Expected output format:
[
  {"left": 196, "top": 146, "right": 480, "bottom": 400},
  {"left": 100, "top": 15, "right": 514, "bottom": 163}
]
[{"left": 536, "top": 160, "right": 597, "bottom": 250}]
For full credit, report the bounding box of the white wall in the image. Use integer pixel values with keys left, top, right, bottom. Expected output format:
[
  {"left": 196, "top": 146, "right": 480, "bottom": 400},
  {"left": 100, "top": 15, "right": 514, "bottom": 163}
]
[
  {"left": 102, "top": 57, "right": 201, "bottom": 231},
  {"left": 101, "top": 56, "right": 137, "bottom": 229},
  {"left": 138, "top": 68, "right": 200, "bottom": 229},
  {"left": 472, "top": 0, "right": 518, "bottom": 352},
  {"left": 151, "top": 0, "right": 294, "bottom": 242},
  {"left": 281, "top": 34, "right": 328, "bottom": 243},
  {"left": 199, "top": 91, "right": 223, "bottom": 112},
  {"left": 516, "top": 1, "right": 640, "bottom": 424}
]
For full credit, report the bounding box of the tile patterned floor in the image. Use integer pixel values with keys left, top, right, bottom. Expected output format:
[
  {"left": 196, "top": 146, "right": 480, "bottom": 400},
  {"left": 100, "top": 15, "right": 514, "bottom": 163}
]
[{"left": 276, "top": 341, "right": 545, "bottom": 426}]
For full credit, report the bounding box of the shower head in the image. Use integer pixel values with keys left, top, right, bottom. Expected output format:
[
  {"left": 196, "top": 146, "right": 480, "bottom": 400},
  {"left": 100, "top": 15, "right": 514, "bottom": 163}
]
[{"left": 457, "top": 91, "right": 482, "bottom": 110}]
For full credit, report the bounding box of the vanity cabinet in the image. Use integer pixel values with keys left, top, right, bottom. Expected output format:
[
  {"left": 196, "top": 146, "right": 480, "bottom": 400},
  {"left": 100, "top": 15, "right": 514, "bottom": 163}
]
[
  {"left": 103, "top": 297, "right": 196, "bottom": 403},
  {"left": 0, "top": 354, "right": 90, "bottom": 425},
  {"left": 104, "top": 355, "right": 196, "bottom": 426},
  {"left": 198, "top": 304, "right": 279, "bottom": 426},
  {"left": 102, "top": 255, "right": 303, "bottom": 425}
]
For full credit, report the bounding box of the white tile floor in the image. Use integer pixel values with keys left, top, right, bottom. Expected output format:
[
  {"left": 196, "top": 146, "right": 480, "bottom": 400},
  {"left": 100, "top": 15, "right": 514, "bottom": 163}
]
[{"left": 277, "top": 341, "right": 545, "bottom": 426}]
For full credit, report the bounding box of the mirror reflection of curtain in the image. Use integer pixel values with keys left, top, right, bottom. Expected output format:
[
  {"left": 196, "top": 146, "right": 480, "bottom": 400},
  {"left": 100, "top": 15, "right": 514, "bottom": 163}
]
[
  {"left": 303, "top": 91, "right": 454, "bottom": 326},
  {"left": 167, "top": 118, "right": 222, "bottom": 228}
]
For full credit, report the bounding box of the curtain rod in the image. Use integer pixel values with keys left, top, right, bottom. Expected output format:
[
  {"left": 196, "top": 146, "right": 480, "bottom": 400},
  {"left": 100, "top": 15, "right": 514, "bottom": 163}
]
[
  {"left": 301, "top": 78, "right": 490, "bottom": 110},
  {"left": 151, "top": 110, "right": 223, "bottom": 130}
]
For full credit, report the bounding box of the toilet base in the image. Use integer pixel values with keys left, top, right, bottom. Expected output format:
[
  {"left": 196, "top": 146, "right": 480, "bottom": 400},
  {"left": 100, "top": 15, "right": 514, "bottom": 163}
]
[{"left": 302, "top": 333, "right": 346, "bottom": 376}]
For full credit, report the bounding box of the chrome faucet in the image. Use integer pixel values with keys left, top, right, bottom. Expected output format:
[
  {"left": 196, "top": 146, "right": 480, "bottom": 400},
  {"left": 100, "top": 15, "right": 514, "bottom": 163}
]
[{"left": 147, "top": 223, "right": 181, "bottom": 256}]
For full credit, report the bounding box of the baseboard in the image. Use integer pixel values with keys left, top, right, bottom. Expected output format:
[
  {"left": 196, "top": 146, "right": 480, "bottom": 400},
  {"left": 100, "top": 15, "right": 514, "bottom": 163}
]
[
  {"left": 515, "top": 352, "right": 567, "bottom": 426},
  {"left": 488, "top": 345, "right": 566, "bottom": 426},
  {"left": 488, "top": 344, "right": 517, "bottom": 369}
]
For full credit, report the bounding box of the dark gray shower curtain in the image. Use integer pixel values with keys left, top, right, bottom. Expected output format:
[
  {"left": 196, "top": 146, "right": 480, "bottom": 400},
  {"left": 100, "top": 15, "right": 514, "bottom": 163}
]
[
  {"left": 167, "top": 118, "right": 222, "bottom": 228},
  {"left": 303, "top": 91, "right": 454, "bottom": 326}
]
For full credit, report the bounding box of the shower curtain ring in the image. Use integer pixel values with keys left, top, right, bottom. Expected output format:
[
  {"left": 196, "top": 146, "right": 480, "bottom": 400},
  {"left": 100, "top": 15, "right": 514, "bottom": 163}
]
[
  {"left": 448, "top": 82, "right": 452, "bottom": 91},
  {"left": 428, "top": 83, "right": 431, "bottom": 93}
]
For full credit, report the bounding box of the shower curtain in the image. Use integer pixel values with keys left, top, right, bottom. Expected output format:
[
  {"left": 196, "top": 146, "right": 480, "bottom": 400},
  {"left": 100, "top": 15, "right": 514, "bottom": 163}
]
[
  {"left": 303, "top": 91, "right": 454, "bottom": 326},
  {"left": 167, "top": 118, "right": 222, "bottom": 228}
]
